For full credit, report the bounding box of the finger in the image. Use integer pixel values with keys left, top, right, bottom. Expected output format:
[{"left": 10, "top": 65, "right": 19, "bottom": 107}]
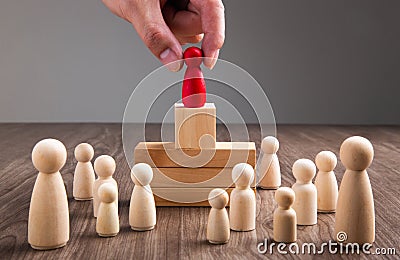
[
  {"left": 102, "top": 0, "right": 126, "bottom": 21},
  {"left": 176, "top": 34, "right": 204, "bottom": 45},
  {"left": 162, "top": 2, "right": 202, "bottom": 37},
  {"left": 190, "top": 0, "right": 225, "bottom": 69},
  {"left": 124, "top": 0, "right": 183, "bottom": 71}
]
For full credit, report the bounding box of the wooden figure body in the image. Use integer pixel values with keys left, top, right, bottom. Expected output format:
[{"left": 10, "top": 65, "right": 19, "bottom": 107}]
[
  {"left": 291, "top": 159, "right": 317, "bottom": 226},
  {"left": 28, "top": 139, "right": 69, "bottom": 250},
  {"left": 335, "top": 136, "right": 375, "bottom": 244},
  {"left": 207, "top": 188, "right": 230, "bottom": 244},
  {"left": 315, "top": 151, "right": 338, "bottom": 213},
  {"left": 182, "top": 47, "right": 206, "bottom": 108},
  {"left": 230, "top": 163, "right": 256, "bottom": 231},
  {"left": 129, "top": 163, "right": 156, "bottom": 231},
  {"left": 273, "top": 187, "right": 296, "bottom": 243},
  {"left": 73, "top": 143, "right": 95, "bottom": 200},
  {"left": 258, "top": 136, "right": 281, "bottom": 189},
  {"left": 96, "top": 183, "right": 119, "bottom": 237},
  {"left": 93, "top": 155, "right": 118, "bottom": 218}
]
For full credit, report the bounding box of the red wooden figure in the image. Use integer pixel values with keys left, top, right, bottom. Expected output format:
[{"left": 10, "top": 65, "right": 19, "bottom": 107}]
[{"left": 182, "top": 47, "right": 206, "bottom": 108}]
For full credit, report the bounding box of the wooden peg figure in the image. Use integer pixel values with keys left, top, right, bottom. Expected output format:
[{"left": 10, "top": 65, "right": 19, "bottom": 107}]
[
  {"left": 335, "top": 136, "right": 375, "bottom": 244},
  {"left": 230, "top": 163, "right": 256, "bottom": 231},
  {"left": 273, "top": 187, "right": 297, "bottom": 243},
  {"left": 129, "top": 163, "right": 156, "bottom": 231},
  {"left": 28, "top": 139, "right": 69, "bottom": 250},
  {"left": 207, "top": 188, "right": 230, "bottom": 244},
  {"left": 291, "top": 159, "right": 317, "bottom": 225},
  {"left": 96, "top": 183, "right": 119, "bottom": 237},
  {"left": 93, "top": 155, "right": 118, "bottom": 218},
  {"left": 73, "top": 143, "right": 95, "bottom": 200},
  {"left": 258, "top": 136, "right": 281, "bottom": 189},
  {"left": 315, "top": 151, "right": 338, "bottom": 213},
  {"left": 182, "top": 47, "right": 206, "bottom": 108}
]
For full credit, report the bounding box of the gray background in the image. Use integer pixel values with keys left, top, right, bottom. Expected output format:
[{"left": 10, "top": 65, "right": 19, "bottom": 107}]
[{"left": 1, "top": 0, "right": 399, "bottom": 124}]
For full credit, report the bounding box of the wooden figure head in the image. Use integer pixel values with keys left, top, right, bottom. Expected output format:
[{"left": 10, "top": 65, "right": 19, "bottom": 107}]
[
  {"left": 232, "top": 163, "right": 254, "bottom": 188},
  {"left": 131, "top": 163, "right": 153, "bottom": 186},
  {"left": 74, "top": 143, "right": 94, "bottom": 163},
  {"left": 275, "top": 187, "right": 295, "bottom": 209},
  {"left": 208, "top": 188, "right": 229, "bottom": 209},
  {"left": 32, "top": 138, "right": 67, "bottom": 174},
  {"left": 340, "top": 136, "right": 374, "bottom": 171},
  {"left": 261, "top": 136, "right": 279, "bottom": 154},
  {"left": 94, "top": 155, "right": 116, "bottom": 178},
  {"left": 292, "top": 159, "right": 316, "bottom": 184},
  {"left": 98, "top": 183, "right": 117, "bottom": 203},
  {"left": 315, "top": 151, "right": 337, "bottom": 172}
]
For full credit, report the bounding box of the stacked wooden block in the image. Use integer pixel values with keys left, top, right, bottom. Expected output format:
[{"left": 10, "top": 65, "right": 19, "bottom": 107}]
[{"left": 134, "top": 103, "right": 256, "bottom": 206}]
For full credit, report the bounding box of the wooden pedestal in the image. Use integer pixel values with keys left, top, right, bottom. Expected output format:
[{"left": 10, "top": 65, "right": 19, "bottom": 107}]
[{"left": 134, "top": 142, "right": 256, "bottom": 206}]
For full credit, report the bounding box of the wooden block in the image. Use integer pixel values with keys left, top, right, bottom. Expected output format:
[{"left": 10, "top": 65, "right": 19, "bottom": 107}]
[
  {"left": 153, "top": 187, "right": 256, "bottom": 207},
  {"left": 134, "top": 142, "right": 256, "bottom": 168},
  {"left": 175, "top": 103, "right": 216, "bottom": 149},
  {"left": 151, "top": 167, "right": 256, "bottom": 188}
]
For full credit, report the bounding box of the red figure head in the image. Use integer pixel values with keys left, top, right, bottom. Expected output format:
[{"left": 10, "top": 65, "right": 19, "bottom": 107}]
[{"left": 183, "top": 47, "right": 203, "bottom": 67}]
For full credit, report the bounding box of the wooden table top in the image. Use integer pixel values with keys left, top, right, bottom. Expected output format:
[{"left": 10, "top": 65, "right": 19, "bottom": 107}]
[{"left": 0, "top": 124, "right": 399, "bottom": 259}]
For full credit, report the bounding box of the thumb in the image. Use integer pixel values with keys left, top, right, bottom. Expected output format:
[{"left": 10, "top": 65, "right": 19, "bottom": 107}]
[{"left": 127, "top": 0, "right": 183, "bottom": 71}]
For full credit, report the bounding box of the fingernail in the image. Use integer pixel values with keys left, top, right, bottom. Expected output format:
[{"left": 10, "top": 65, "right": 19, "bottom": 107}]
[
  {"left": 204, "top": 49, "right": 219, "bottom": 69},
  {"left": 160, "top": 48, "right": 182, "bottom": 72}
]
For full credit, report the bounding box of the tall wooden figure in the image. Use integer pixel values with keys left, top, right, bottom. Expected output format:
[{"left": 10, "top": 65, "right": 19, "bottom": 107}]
[
  {"left": 273, "top": 187, "right": 297, "bottom": 243},
  {"left": 291, "top": 159, "right": 317, "bottom": 225},
  {"left": 96, "top": 183, "right": 119, "bottom": 237},
  {"left": 315, "top": 151, "right": 338, "bottom": 213},
  {"left": 230, "top": 163, "right": 256, "bottom": 231},
  {"left": 129, "top": 163, "right": 156, "bottom": 231},
  {"left": 207, "top": 188, "right": 230, "bottom": 244},
  {"left": 258, "top": 136, "right": 281, "bottom": 189},
  {"left": 73, "top": 143, "right": 95, "bottom": 200},
  {"left": 335, "top": 136, "right": 375, "bottom": 244},
  {"left": 28, "top": 139, "right": 69, "bottom": 250},
  {"left": 93, "top": 155, "right": 118, "bottom": 218}
]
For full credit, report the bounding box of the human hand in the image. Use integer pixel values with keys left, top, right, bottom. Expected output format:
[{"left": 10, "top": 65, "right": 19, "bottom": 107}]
[{"left": 102, "top": 0, "right": 225, "bottom": 71}]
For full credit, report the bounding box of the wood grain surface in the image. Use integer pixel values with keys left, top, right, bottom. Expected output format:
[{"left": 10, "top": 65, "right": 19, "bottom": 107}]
[{"left": 0, "top": 124, "right": 399, "bottom": 259}]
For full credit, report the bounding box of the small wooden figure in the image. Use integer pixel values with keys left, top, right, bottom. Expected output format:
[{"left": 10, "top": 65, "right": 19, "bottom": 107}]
[
  {"left": 291, "top": 159, "right": 317, "bottom": 225},
  {"left": 207, "top": 188, "right": 230, "bottom": 244},
  {"left": 335, "top": 136, "right": 375, "bottom": 244},
  {"left": 273, "top": 187, "right": 297, "bottom": 243},
  {"left": 182, "top": 47, "right": 206, "bottom": 108},
  {"left": 93, "top": 155, "right": 118, "bottom": 218},
  {"left": 315, "top": 151, "right": 338, "bottom": 213},
  {"left": 73, "top": 143, "right": 95, "bottom": 200},
  {"left": 257, "top": 136, "right": 281, "bottom": 189},
  {"left": 129, "top": 163, "right": 156, "bottom": 231},
  {"left": 96, "top": 183, "right": 119, "bottom": 237},
  {"left": 230, "top": 163, "right": 256, "bottom": 231},
  {"left": 28, "top": 138, "right": 69, "bottom": 250}
]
